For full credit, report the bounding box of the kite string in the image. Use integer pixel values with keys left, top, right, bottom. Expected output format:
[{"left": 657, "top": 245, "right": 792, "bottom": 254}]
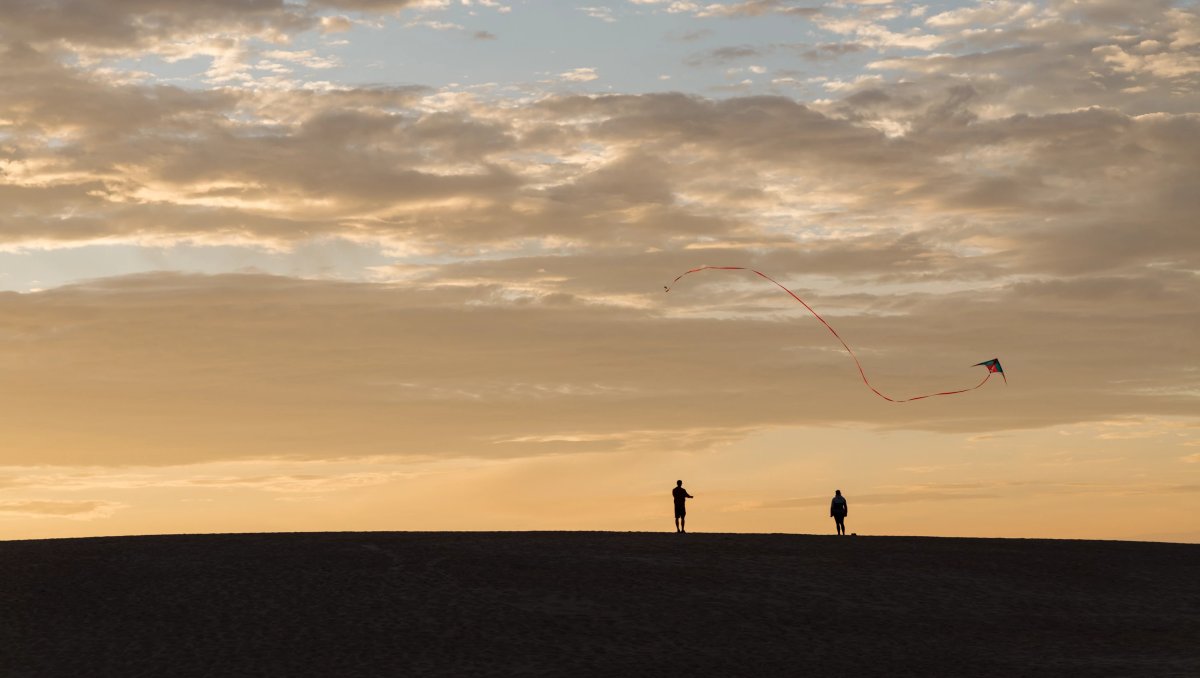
[{"left": 665, "top": 266, "right": 993, "bottom": 403}]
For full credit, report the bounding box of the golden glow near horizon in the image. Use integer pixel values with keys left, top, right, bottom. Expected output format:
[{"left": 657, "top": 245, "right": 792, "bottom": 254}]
[{"left": 1, "top": 1, "right": 1198, "bottom": 542}]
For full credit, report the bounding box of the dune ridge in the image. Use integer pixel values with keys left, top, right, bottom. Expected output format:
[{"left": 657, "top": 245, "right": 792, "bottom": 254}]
[{"left": 2, "top": 531, "right": 1197, "bottom": 677}]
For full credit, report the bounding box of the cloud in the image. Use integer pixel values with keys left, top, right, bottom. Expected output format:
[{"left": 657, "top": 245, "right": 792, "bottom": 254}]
[
  {"left": 0, "top": 468, "right": 412, "bottom": 494},
  {"left": 1, "top": 39, "right": 1197, "bottom": 302},
  {"left": 0, "top": 0, "right": 317, "bottom": 51},
  {"left": 1094, "top": 44, "right": 1200, "bottom": 80},
  {"left": 694, "top": 1, "right": 822, "bottom": 19},
  {"left": 0, "top": 259, "right": 1197, "bottom": 468},
  {"left": 646, "top": 0, "right": 820, "bottom": 19},
  {"left": 817, "top": 5, "right": 945, "bottom": 51},
  {"left": 673, "top": 29, "right": 714, "bottom": 42},
  {"left": 559, "top": 67, "right": 600, "bottom": 82},
  {"left": 754, "top": 480, "right": 1200, "bottom": 509},
  {"left": 312, "top": 0, "right": 426, "bottom": 8},
  {"left": 580, "top": 6, "right": 617, "bottom": 23},
  {"left": 796, "top": 42, "right": 867, "bottom": 61},
  {"left": 320, "top": 15, "right": 356, "bottom": 33},
  {"left": 685, "top": 45, "right": 766, "bottom": 66},
  {"left": 407, "top": 19, "right": 466, "bottom": 31},
  {"left": 2, "top": 0, "right": 1197, "bottom": 273},
  {"left": 758, "top": 490, "right": 997, "bottom": 508},
  {"left": 260, "top": 49, "right": 339, "bottom": 69},
  {"left": 926, "top": 1, "right": 1039, "bottom": 28},
  {"left": 0, "top": 499, "right": 125, "bottom": 520}
]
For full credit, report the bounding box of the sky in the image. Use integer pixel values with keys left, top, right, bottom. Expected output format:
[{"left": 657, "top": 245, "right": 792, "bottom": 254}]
[{"left": 1, "top": 0, "right": 1198, "bottom": 542}]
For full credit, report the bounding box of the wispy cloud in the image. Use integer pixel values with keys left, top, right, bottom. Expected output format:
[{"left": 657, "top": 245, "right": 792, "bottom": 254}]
[
  {"left": 685, "top": 44, "right": 767, "bottom": 66},
  {"left": 643, "top": 0, "right": 821, "bottom": 19},
  {"left": 753, "top": 480, "right": 1200, "bottom": 510},
  {"left": 580, "top": 6, "right": 617, "bottom": 23},
  {"left": 559, "top": 67, "right": 600, "bottom": 82},
  {"left": 0, "top": 500, "right": 126, "bottom": 520},
  {"left": 1, "top": 470, "right": 412, "bottom": 494}
]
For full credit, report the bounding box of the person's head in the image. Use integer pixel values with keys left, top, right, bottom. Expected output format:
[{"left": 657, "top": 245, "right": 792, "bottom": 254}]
[
  {"left": 677, "top": 480, "right": 683, "bottom": 487},
  {"left": 835, "top": 489, "right": 841, "bottom": 496}
]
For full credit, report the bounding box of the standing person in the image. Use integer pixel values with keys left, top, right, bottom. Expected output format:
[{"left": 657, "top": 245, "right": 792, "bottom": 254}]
[
  {"left": 830, "top": 489, "right": 848, "bottom": 535},
  {"left": 673, "top": 480, "right": 694, "bottom": 533}
]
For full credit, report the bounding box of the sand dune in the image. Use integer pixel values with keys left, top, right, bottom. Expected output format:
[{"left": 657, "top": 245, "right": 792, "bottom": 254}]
[{"left": 2, "top": 532, "right": 1197, "bottom": 677}]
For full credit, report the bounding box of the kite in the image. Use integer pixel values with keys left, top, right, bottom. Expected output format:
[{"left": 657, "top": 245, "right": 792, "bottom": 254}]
[
  {"left": 664, "top": 266, "right": 1006, "bottom": 403},
  {"left": 974, "top": 358, "right": 1006, "bottom": 384}
]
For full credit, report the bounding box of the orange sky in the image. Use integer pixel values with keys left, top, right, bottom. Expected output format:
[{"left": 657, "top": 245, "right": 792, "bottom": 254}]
[{"left": 1, "top": 0, "right": 1197, "bottom": 542}]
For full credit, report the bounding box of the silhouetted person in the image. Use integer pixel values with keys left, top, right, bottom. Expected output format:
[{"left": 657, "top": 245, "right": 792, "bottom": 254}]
[
  {"left": 831, "top": 489, "right": 848, "bottom": 535},
  {"left": 673, "top": 480, "right": 694, "bottom": 533}
]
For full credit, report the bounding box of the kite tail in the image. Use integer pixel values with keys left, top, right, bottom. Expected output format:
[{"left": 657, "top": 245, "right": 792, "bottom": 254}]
[{"left": 665, "top": 266, "right": 1000, "bottom": 403}]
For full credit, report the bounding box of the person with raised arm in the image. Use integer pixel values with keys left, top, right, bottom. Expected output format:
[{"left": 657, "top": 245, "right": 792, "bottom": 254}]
[{"left": 673, "top": 480, "right": 694, "bottom": 533}]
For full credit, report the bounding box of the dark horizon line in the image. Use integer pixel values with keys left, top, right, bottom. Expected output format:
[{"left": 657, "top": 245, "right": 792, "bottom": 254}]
[{"left": 4, "top": 529, "right": 1197, "bottom": 546}]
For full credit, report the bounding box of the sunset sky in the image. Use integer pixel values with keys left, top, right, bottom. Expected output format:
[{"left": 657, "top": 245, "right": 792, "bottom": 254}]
[{"left": 1, "top": 0, "right": 1197, "bottom": 542}]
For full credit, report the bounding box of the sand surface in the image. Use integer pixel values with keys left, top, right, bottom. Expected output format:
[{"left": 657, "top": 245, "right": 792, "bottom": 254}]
[{"left": 2, "top": 532, "right": 1197, "bottom": 677}]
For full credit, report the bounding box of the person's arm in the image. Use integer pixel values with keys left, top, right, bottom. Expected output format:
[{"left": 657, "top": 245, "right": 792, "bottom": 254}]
[
  {"left": 687, "top": 492, "right": 694, "bottom": 498},
  {"left": 830, "top": 499, "right": 835, "bottom": 517}
]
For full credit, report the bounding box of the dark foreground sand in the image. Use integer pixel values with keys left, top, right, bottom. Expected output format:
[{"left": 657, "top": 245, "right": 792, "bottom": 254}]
[{"left": 2, "top": 532, "right": 1197, "bottom": 677}]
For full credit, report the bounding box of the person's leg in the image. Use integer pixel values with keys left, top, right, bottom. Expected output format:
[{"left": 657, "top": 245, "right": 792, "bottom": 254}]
[
  {"left": 674, "top": 516, "right": 680, "bottom": 532},
  {"left": 680, "top": 515, "right": 686, "bottom": 533}
]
